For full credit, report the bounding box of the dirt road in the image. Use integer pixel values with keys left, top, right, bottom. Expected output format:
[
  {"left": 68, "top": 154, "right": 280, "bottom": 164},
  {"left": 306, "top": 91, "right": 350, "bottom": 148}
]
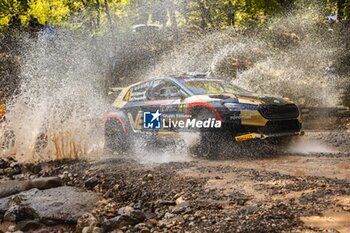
[{"left": 1, "top": 129, "right": 349, "bottom": 232}]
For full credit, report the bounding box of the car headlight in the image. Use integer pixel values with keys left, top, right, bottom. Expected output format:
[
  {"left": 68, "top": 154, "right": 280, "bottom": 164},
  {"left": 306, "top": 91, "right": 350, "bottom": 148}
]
[{"left": 224, "top": 103, "right": 259, "bottom": 111}]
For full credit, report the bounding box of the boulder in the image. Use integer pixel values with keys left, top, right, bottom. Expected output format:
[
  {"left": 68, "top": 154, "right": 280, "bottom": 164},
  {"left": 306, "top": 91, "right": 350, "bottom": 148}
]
[
  {"left": 1, "top": 186, "right": 100, "bottom": 224},
  {"left": 0, "top": 177, "right": 63, "bottom": 198},
  {"left": 76, "top": 213, "right": 98, "bottom": 233},
  {"left": 102, "top": 210, "right": 146, "bottom": 232},
  {"left": 16, "top": 220, "right": 41, "bottom": 231},
  {"left": 84, "top": 177, "right": 99, "bottom": 189}
]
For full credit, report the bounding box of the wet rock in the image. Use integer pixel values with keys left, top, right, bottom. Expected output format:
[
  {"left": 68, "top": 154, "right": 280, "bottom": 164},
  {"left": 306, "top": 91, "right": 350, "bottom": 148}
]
[
  {"left": 84, "top": 177, "right": 99, "bottom": 189},
  {"left": 6, "top": 186, "right": 100, "bottom": 224},
  {"left": 82, "top": 226, "right": 103, "bottom": 233},
  {"left": 171, "top": 201, "right": 191, "bottom": 214},
  {"left": 175, "top": 196, "right": 185, "bottom": 205},
  {"left": 3, "top": 206, "right": 18, "bottom": 222},
  {"left": 0, "top": 158, "right": 23, "bottom": 177},
  {"left": 26, "top": 163, "right": 43, "bottom": 174},
  {"left": 0, "top": 177, "right": 62, "bottom": 199},
  {"left": 92, "top": 199, "right": 118, "bottom": 218},
  {"left": 164, "top": 213, "right": 175, "bottom": 219},
  {"left": 317, "top": 229, "right": 340, "bottom": 233},
  {"left": 4, "top": 167, "right": 21, "bottom": 177},
  {"left": 7, "top": 225, "right": 16, "bottom": 232},
  {"left": 0, "top": 181, "right": 27, "bottom": 198},
  {"left": 16, "top": 220, "right": 41, "bottom": 231},
  {"left": 239, "top": 206, "right": 259, "bottom": 215},
  {"left": 23, "top": 177, "right": 63, "bottom": 190},
  {"left": 156, "top": 200, "right": 176, "bottom": 206},
  {"left": 118, "top": 206, "right": 134, "bottom": 215},
  {"left": 143, "top": 174, "right": 153, "bottom": 181},
  {"left": 102, "top": 210, "right": 146, "bottom": 232},
  {"left": 0, "top": 158, "right": 10, "bottom": 168},
  {"left": 76, "top": 213, "right": 98, "bottom": 233},
  {"left": 0, "top": 195, "right": 11, "bottom": 219},
  {"left": 134, "top": 223, "right": 150, "bottom": 233}
]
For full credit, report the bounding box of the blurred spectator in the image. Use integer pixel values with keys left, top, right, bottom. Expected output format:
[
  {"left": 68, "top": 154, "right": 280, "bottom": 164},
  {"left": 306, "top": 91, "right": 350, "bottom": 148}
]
[{"left": 39, "top": 22, "right": 56, "bottom": 47}]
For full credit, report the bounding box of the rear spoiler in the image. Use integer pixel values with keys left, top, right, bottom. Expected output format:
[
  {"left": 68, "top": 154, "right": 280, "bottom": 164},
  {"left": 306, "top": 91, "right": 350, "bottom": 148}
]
[
  {"left": 108, "top": 87, "right": 125, "bottom": 96},
  {"left": 108, "top": 87, "right": 127, "bottom": 103}
]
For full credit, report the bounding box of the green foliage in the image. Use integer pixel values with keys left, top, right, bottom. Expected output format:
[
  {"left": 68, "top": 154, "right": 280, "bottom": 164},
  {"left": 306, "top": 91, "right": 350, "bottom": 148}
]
[
  {"left": 0, "top": 0, "right": 29, "bottom": 18},
  {"left": 0, "top": 0, "right": 348, "bottom": 30},
  {"left": 343, "top": 0, "right": 350, "bottom": 18},
  {"left": 27, "top": 0, "right": 70, "bottom": 25}
]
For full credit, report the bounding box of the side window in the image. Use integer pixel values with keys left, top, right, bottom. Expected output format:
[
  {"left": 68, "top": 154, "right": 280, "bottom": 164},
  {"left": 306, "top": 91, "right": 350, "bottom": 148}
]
[
  {"left": 124, "top": 81, "right": 152, "bottom": 102},
  {"left": 147, "top": 80, "right": 184, "bottom": 100}
]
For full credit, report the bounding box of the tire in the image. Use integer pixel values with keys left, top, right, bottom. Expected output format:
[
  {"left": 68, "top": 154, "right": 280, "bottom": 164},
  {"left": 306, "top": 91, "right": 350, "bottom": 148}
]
[
  {"left": 104, "top": 119, "right": 130, "bottom": 155},
  {"left": 189, "top": 108, "right": 227, "bottom": 159}
]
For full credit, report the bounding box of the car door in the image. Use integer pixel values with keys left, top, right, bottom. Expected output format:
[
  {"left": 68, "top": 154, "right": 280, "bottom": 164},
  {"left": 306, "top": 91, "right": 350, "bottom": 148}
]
[{"left": 143, "top": 79, "right": 188, "bottom": 132}]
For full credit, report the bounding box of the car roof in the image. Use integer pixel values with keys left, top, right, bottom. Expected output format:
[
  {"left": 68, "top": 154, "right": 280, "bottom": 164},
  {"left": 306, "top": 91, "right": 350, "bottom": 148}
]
[
  {"left": 169, "top": 72, "right": 209, "bottom": 79},
  {"left": 126, "top": 72, "right": 221, "bottom": 89}
]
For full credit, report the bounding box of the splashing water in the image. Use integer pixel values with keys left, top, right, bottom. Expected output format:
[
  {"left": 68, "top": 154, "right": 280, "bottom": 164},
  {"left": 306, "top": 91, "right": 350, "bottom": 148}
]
[
  {"left": 288, "top": 138, "right": 336, "bottom": 154},
  {"left": 133, "top": 132, "right": 198, "bottom": 164},
  {"left": 1, "top": 31, "right": 111, "bottom": 161},
  {"left": 0, "top": 7, "right": 348, "bottom": 162},
  {"left": 148, "top": 8, "right": 346, "bottom": 107}
]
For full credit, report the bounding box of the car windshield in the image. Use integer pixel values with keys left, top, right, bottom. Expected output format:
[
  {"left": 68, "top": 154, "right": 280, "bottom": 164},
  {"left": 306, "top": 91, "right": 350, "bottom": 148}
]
[{"left": 179, "top": 79, "right": 251, "bottom": 95}]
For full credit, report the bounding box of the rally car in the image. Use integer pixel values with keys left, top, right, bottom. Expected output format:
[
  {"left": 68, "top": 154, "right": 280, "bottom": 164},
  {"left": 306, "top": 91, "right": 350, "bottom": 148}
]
[{"left": 104, "top": 72, "right": 303, "bottom": 157}]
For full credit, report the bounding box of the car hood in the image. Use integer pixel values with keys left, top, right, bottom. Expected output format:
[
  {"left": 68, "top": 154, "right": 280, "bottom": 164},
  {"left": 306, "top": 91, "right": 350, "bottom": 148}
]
[{"left": 189, "top": 93, "right": 292, "bottom": 105}]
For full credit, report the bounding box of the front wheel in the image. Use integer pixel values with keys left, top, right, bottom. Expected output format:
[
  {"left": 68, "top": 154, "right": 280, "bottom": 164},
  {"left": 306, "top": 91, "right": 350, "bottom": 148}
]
[{"left": 189, "top": 108, "right": 229, "bottom": 159}]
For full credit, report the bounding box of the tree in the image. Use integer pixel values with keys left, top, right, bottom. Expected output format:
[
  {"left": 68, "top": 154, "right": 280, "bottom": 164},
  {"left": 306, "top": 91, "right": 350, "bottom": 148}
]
[{"left": 0, "top": 0, "right": 29, "bottom": 29}]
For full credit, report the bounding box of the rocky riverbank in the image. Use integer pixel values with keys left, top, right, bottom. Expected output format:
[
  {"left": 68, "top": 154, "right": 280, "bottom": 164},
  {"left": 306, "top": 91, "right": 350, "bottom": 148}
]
[{"left": 0, "top": 129, "right": 349, "bottom": 233}]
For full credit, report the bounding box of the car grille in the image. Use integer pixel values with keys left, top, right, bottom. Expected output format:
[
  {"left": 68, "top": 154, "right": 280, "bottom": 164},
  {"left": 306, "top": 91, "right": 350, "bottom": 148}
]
[{"left": 259, "top": 104, "right": 299, "bottom": 119}]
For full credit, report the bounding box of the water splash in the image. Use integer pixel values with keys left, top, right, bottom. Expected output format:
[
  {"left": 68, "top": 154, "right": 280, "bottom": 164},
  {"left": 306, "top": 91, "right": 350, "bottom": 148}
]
[
  {"left": 148, "top": 8, "right": 346, "bottom": 107},
  {"left": 1, "top": 31, "right": 111, "bottom": 161},
  {"left": 0, "top": 7, "right": 347, "bottom": 162},
  {"left": 288, "top": 138, "right": 336, "bottom": 154}
]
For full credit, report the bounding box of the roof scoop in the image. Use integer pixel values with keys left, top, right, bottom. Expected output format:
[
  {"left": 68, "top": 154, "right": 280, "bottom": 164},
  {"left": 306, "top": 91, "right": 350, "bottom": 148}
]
[{"left": 208, "top": 94, "right": 231, "bottom": 99}]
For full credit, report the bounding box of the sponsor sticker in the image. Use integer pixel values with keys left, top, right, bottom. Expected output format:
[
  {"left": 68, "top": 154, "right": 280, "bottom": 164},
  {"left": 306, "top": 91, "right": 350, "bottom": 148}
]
[
  {"left": 235, "top": 133, "right": 256, "bottom": 142},
  {"left": 143, "top": 110, "right": 162, "bottom": 129}
]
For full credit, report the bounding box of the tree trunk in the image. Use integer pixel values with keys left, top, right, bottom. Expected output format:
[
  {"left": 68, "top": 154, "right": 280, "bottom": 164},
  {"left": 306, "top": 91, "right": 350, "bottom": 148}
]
[
  {"left": 197, "top": 0, "right": 214, "bottom": 30},
  {"left": 226, "top": 1, "right": 235, "bottom": 26},
  {"left": 104, "top": 0, "right": 115, "bottom": 38},
  {"left": 95, "top": 0, "right": 101, "bottom": 28},
  {"left": 81, "top": 0, "right": 93, "bottom": 32},
  {"left": 168, "top": 0, "right": 178, "bottom": 39},
  {"left": 337, "top": 0, "right": 346, "bottom": 20}
]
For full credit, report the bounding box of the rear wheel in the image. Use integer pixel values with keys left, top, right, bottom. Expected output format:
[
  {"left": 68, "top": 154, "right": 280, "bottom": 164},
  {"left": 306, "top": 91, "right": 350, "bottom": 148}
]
[{"left": 104, "top": 119, "right": 130, "bottom": 155}]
